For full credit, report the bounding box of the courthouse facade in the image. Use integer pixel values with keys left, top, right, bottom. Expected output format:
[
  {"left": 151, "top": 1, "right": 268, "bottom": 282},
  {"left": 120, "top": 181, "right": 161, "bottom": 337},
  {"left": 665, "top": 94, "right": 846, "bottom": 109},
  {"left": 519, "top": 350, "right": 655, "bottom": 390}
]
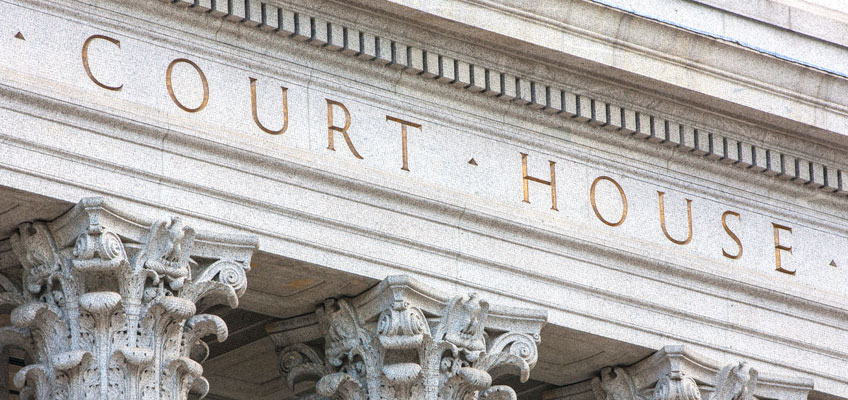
[{"left": 0, "top": 0, "right": 846, "bottom": 399}]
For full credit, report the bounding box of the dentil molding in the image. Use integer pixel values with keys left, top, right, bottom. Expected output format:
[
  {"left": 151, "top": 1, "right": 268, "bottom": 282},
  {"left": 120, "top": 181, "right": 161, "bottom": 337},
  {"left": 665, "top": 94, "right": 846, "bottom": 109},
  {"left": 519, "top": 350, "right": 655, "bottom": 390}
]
[{"left": 155, "top": 0, "right": 848, "bottom": 199}]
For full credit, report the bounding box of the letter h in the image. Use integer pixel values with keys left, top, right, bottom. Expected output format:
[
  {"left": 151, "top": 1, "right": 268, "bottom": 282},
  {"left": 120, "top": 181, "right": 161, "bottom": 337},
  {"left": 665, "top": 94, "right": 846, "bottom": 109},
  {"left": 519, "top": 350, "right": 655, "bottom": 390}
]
[{"left": 521, "top": 152, "right": 557, "bottom": 211}]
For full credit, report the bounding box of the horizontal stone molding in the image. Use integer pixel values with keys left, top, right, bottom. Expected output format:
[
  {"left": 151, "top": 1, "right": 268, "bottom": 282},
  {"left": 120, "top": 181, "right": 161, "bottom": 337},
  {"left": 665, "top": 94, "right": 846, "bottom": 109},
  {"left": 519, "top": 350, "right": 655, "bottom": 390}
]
[{"left": 157, "top": 0, "right": 848, "bottom": 199}]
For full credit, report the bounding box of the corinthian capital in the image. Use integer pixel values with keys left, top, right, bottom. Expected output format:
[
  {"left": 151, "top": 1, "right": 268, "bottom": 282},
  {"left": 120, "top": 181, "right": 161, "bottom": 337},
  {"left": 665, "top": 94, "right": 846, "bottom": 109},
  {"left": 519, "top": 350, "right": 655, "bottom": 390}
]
[
  {"left": 547, "top": 345, "right": 810, "bottom": 400},
  {"left": 0, "top": 198, "right": 257, "bottom": 399},
  {"left": 268, "top": 275, "right": 547, "bottom": 400}
]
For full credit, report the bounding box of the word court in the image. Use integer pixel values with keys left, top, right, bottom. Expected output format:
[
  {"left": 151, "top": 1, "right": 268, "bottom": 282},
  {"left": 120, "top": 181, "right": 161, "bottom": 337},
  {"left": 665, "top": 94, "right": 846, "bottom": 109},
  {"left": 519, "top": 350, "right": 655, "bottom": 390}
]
[{"left": 61, "top": 32, "right": 848, "bottom": 282}]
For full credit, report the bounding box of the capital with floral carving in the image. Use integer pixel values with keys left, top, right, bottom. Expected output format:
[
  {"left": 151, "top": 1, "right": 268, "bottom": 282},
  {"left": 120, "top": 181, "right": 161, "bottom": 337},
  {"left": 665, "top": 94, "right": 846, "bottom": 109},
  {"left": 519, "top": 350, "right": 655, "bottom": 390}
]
[
  {"left": 544, "top": 345, "right": 813, "bottom": 400},
  {"left": 267, "top": 275, "right": 547, "bottom": 400},
  {"left": 0, "top": 198, "right": 257, "bottom": 399}
]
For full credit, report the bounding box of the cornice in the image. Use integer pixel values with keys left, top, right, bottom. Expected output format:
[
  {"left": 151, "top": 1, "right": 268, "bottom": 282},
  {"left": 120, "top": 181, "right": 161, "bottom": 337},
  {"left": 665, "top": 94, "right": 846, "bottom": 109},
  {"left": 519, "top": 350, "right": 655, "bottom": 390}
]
[
  {"left": 595, "top": 0, "right": 848, "bottom": 77},
  {"left": 363, "top": 0, "right": 848, "bottom": 141},
  {"left": 151, "top": 0, "right": 848, "bottom": 202},
  {"left": 691, "top": 0, "right": 848, "bottom": 49}
]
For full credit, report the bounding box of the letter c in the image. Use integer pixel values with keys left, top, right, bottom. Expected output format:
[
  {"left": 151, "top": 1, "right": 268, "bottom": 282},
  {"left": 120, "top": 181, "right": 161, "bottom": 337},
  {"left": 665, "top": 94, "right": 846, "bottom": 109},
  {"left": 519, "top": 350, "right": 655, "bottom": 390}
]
[{"left": 82, "top": 34, "right": 123, "bottom": 91}]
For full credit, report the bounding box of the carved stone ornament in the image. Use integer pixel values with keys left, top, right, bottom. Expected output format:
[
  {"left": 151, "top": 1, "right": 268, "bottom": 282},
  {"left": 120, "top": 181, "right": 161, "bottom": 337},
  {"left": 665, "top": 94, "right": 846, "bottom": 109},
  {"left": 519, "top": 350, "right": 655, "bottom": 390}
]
[
  {"left": 650, "top": 372, "right": 703, "bottom": 400},
  {"left": 591, "top": 367, "right": 647, "bottom": 400},
  {"left": 548, "top": 345, "right": 811, "bottom": 400},
  {"left": 0, "top": 198, "right": 257, "bottom": 399},
  {"left": 590, "top": 360, "right": 755, "bottom": 400},
  {"left": 267, "top": 275, "right": 547, "bottom": 400}
]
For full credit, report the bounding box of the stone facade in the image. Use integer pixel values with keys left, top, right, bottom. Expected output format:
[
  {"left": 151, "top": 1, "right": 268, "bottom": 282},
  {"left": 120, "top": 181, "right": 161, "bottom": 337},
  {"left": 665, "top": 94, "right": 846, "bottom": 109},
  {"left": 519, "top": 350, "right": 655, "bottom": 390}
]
[{"left": 0, "top": 0, "right": 845, "bottom": 399}]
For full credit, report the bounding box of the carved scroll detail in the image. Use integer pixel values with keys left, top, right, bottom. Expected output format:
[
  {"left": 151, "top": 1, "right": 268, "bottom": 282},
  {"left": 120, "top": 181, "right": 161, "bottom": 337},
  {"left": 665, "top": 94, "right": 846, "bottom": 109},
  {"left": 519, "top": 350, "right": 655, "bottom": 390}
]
[
  {"left": 652, "top": 373, "right": 701, "bottom": 400},
  {"left": 0, "top": 198, "right": 256, "bottom": 400},
  {"left": 588, "top": 348, "right": 761, "bottom": 400},
  {"left": 274, "top": 279, "right": 545, "bottom": 400}
]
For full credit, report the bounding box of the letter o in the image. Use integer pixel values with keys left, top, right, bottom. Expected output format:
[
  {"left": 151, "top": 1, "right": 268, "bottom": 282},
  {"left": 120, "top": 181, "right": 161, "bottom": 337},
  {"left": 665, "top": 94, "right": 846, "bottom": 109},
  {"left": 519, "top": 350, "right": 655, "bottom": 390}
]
[
  {"left": 590, "top": 176, "right": 628, "bottom": 227},
  {"left": 166, "top": 58, "right": 209, "bottom": 113}
]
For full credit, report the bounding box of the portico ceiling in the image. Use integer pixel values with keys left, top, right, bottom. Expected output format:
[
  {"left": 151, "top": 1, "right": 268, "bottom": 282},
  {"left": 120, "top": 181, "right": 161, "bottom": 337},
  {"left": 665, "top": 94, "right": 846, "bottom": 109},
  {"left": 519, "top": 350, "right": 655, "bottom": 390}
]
[{"left": 0, "top": 186, "right": 71, "bottom": 241}]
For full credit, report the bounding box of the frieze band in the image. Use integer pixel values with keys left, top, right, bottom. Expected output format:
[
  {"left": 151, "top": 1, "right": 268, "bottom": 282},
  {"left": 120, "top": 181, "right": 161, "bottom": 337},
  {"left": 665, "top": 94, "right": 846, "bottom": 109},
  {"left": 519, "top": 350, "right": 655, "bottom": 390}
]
[{"left": 26, "top": 29, "right": 842, "bottom": 275}]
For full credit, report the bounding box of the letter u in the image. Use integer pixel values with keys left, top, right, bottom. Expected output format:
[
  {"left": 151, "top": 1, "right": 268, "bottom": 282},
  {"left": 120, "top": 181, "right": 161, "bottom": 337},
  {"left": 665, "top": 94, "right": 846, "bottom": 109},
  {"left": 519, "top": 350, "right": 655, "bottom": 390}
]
[
  {"left": 250, "top": 77, "right": 289, "bottom": 135},
  {"left": 657, "top": 191, "right": 693, "bottom": 245}
]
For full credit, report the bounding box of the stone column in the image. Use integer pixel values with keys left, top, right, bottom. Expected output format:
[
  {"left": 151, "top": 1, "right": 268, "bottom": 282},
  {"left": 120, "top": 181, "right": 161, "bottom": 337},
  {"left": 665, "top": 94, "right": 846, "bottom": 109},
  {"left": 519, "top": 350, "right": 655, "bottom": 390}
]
[
  {"left": 543, "top": 345, "right": 813, "bottom": 400},
  {"left": 0, "top": 198, "right": 257, "bottom": 399},
  {"left": 267, "top": 275, "right": 547, "bottom": 400}
]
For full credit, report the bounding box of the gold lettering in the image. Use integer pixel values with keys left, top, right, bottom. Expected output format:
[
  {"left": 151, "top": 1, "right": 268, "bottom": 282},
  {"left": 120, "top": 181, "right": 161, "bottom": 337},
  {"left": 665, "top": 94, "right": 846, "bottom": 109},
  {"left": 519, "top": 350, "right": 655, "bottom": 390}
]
[
  {"left": 325, "top": 99, "right": 363, "bottom": 159},
  {"left": 590, "top": 176, "right": 627, "bottom": 226},
  {"left": 657, "top": 191, "right": 693, "bottom": 245},
  {"left": 721, "top": 211, "right": 743, "bottom": 259},
  {"left": 521, "top": 152, "right": 557, "bottom": 211},
  {"left": 772, "top": 223, "right": 795, "bottom": 274},
  {"left": 386, "top": 115, "right": 422, "bottom": 171},
  {"left": 82, "top": 34, "right": 122, "bottom": 91},
  {"left": 166, "top": 58, "right": 209, "bottom": 113},
  {"left": 249, "top": 77, "right": 288, "bottom": 135}
]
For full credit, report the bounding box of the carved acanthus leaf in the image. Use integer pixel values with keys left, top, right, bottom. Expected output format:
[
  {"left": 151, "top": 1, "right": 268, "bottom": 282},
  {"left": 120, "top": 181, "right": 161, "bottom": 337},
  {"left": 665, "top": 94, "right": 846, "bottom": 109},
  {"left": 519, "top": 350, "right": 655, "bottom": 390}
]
[
  {"left": 316, "top": 372, "right": 367, "bottom": 400},
  {"left": 480, "top": 385, "right": 518, "bottom": 400},
  {"left": 274, "top": 278, "right": 546, "bottom": 400},
  {"left": 0, "top": 198, "right": 256, "bottom": 400},
  {"left": 588, "top": 349, "right": 761, "bottom": 400},
  {"left": 652, "top": 373, "right": 702, "bottom": 400},
  {"left": 279, "top": 343, "right": 331, "bottom": 390}
]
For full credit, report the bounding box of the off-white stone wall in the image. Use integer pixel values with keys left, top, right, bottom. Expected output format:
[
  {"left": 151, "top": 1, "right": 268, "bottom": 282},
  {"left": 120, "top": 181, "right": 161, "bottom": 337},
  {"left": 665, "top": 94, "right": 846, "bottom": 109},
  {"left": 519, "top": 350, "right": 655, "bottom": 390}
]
[{"left": 0, "top": 0, "right": 846, "bottom": 397}]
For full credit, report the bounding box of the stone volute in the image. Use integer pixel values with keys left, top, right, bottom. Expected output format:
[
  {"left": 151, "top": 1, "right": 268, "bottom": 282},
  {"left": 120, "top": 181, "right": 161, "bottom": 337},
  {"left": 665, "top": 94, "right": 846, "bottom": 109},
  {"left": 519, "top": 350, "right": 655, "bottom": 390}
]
[
  {"left": 588, "top": 347, "right": 760, "bottom": 400},
  {"left": 544, "top": 345, "right": 813, "bottom": 400},
  {"left": 0, "top": 198, "right": 257, "bottom": 399},
  {"left": 267, "top": 275, "right": 547, "bottom": 400}
]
